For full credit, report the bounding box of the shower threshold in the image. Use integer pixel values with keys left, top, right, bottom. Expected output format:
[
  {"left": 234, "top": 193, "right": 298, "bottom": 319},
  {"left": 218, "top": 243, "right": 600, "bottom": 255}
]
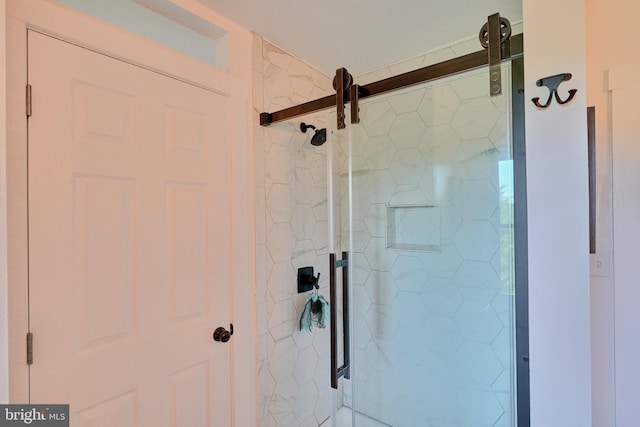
[{"left": 319, "top": 406, "right": 391, "bottom": 427}]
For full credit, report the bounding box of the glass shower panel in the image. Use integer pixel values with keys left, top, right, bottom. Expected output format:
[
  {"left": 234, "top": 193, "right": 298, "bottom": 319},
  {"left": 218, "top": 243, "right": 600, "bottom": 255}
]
[
  {"left": 348, "top": 63, "right": 516, "bottom": 427},
  {"left": 325, "top": 111, "right": 354, "bottom": 427}
]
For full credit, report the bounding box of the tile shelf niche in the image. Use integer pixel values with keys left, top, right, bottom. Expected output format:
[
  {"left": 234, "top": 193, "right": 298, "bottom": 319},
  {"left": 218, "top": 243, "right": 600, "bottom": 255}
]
[{"left": 386, "top": 203, "right": 442, "bottom": 252}]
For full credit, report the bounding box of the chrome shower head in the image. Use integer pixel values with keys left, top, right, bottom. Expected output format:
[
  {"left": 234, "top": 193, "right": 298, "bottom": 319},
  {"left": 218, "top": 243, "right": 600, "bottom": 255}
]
[{"left": 300, "top": 122, "right": 327, "bottom": 146}]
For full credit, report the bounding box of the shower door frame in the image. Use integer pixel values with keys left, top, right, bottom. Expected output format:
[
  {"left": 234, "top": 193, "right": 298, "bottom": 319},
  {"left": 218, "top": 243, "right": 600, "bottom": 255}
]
[
  {"left": 260, "top": 29, "right": 530, "bottom": 427},
  {"left": 511, "top": 56, "right": 529, "bottom": 427}
]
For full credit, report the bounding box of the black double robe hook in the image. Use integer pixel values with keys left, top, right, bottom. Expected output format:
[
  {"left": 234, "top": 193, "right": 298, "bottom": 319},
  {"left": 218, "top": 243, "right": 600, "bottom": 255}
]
[{"left": 531, "top": 73, "right": 578, "bottom": 109}]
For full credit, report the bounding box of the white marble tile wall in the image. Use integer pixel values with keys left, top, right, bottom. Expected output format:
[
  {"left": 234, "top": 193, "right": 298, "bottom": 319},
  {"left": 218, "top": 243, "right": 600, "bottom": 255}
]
[{"left": 253, "top": 36, "right": 335, "bottom": 427}]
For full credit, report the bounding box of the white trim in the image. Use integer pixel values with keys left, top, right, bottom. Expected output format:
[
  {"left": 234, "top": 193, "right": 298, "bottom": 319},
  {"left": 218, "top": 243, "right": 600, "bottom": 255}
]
[
  {"left": 6, "top": 1, "right": 256, "bottom": 424},
  {"left": 0, "top": 0, "right": 8, "bottom": 403},
  {"left": 609, "top": 66, "right": 640, "bottom": 427},
  {"left": 6, "top": 11, "right": 29, "bottom": 404}
]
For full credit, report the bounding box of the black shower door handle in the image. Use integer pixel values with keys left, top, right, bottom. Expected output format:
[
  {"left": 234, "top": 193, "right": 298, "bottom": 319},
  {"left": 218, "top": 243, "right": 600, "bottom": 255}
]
[{"left": 330, "top": 251, "right": 350, "bottom": 389}]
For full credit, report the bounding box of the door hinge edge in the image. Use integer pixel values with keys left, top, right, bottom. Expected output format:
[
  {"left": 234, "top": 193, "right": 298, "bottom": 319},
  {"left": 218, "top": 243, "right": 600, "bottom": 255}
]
[
  {"left": 26, "top": 84, "right": 32, "bottom": 118},
  {"left": 27, "top": 332, "right": 33, "bottom": 365}
]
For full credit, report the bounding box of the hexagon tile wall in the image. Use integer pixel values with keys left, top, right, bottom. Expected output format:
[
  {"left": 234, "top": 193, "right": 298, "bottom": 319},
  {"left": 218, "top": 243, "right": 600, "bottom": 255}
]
[{"left": 255, "top": 25, "right": 521, "bottom": 426}]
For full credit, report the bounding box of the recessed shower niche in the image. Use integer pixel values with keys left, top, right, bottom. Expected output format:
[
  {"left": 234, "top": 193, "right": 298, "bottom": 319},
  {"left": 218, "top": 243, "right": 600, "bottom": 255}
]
[{"left": 386, "top": 204, "right": 441, "bottom": 252}]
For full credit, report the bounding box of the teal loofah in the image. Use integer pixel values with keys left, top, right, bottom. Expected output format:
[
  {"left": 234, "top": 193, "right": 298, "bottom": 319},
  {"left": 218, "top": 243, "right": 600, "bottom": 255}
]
[
  {"left": 299, "top": 293, "right": 329, "bottom": 332},
  {"left": 319, "top": 295, "right": 329, "bottom": 328},
  {"left": 299, "top": 293, "right": 315, "bottom": 332}
]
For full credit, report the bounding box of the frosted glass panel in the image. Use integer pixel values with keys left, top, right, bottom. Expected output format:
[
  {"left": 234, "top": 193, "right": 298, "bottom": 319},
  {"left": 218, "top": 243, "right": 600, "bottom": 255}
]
[{"left": 53, "top": 0, "right": 226, "bottom": 67}]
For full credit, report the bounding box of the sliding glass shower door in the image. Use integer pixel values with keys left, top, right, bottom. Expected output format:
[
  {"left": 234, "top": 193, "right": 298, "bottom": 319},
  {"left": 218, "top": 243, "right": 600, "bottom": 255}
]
[{"left": 328, "top": 62, "right": 523, "bottom": 427}]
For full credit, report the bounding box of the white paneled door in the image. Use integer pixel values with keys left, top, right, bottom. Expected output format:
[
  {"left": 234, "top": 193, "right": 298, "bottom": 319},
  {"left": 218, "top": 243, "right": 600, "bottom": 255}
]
[{"left": 27, "top": 30, "right": 234, "bottom": 426}]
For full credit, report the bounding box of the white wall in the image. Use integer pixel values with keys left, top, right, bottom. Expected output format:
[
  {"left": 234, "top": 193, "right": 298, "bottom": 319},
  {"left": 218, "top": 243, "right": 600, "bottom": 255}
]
[
  {"left": 523, "top": 0, "right": 592, "bottom": 425},
  {"left": 609, "top": 71, "right": 640, "bottom": 427},
  {"left": 585, "top": 1, "right": 640, "bottom": 425}
]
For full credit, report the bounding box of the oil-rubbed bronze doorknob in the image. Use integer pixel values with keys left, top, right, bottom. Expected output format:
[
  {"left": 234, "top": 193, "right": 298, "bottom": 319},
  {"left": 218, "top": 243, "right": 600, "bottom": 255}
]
[{"left": 213, "top": 324, "right": 233, "bottom": 343}]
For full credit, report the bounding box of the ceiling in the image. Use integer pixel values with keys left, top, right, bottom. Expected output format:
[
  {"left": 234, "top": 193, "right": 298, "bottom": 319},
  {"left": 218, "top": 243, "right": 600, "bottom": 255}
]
[{"left": 197, "top": 0, "right": 523, "bottom": 76}]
